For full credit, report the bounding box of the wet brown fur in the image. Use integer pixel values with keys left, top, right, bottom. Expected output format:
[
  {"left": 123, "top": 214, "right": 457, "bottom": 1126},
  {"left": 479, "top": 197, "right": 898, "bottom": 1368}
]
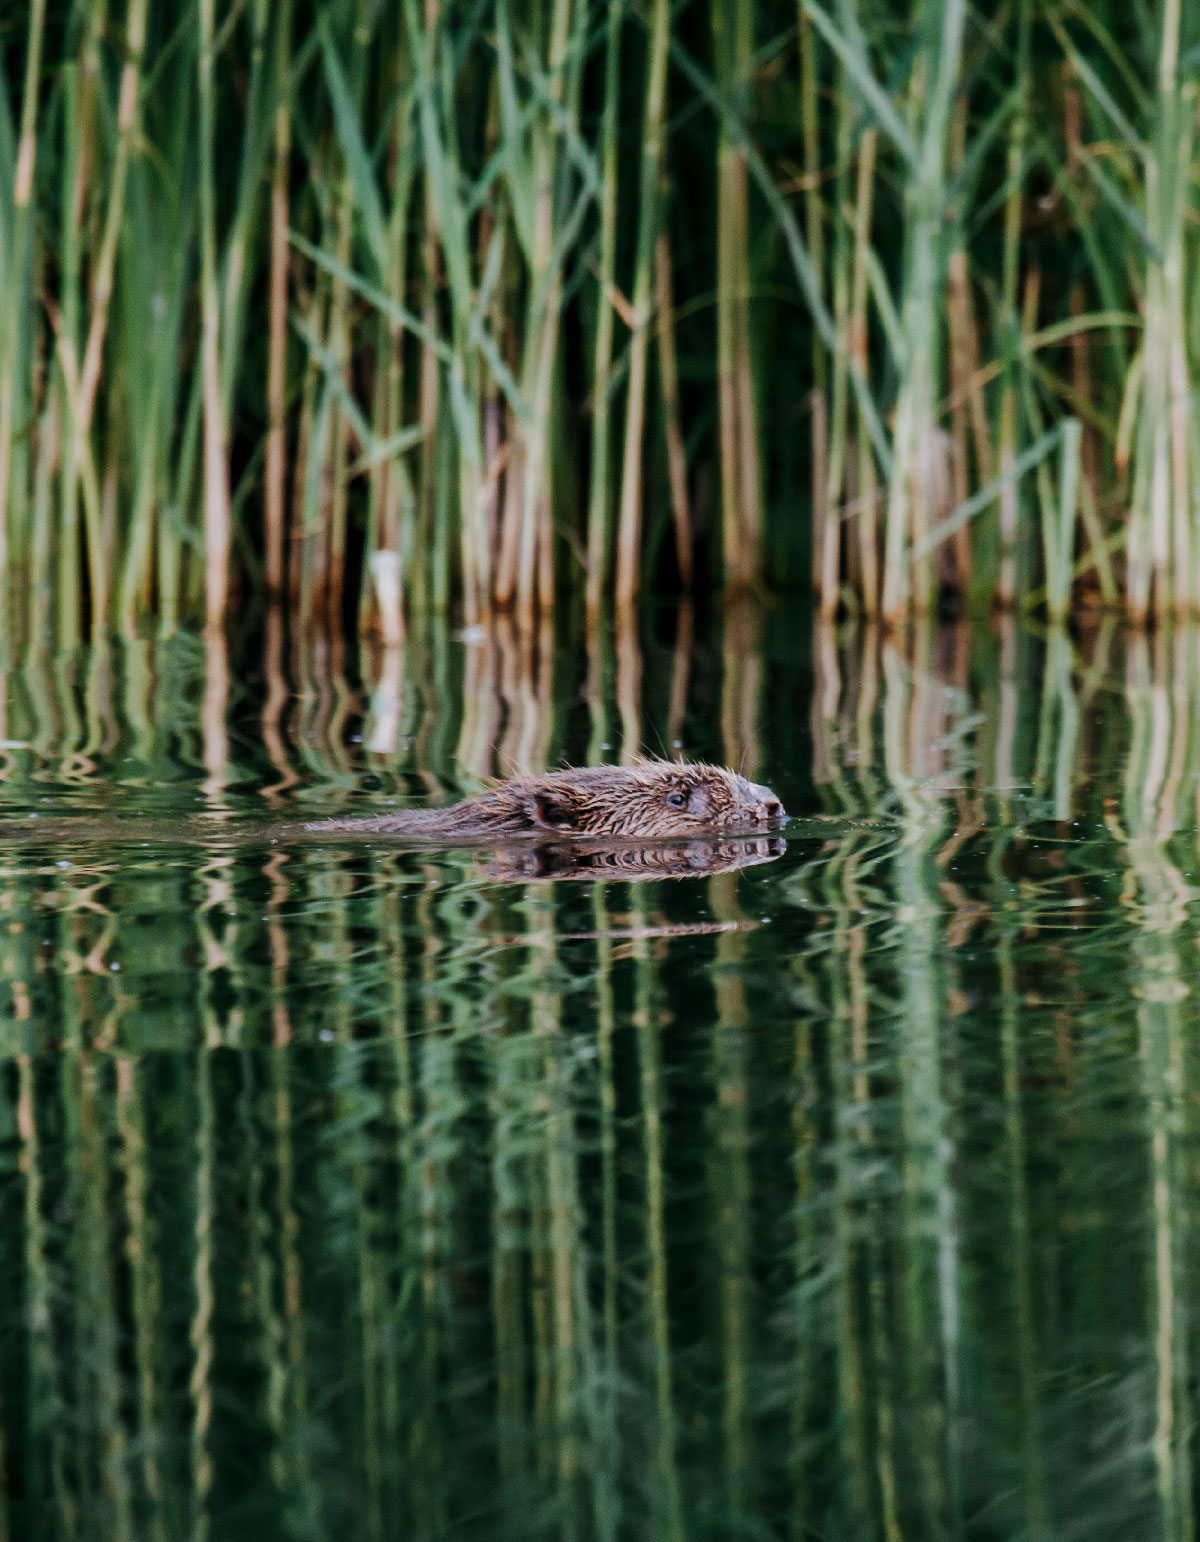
[{"left": 305, "top": 761, "right": 786, "bottom": 841}]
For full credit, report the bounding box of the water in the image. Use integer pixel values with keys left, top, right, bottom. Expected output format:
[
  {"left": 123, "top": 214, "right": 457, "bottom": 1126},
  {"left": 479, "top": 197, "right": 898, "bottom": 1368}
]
[{"left": 0, "top": 614, "right": 1196, "bottom": 1541}]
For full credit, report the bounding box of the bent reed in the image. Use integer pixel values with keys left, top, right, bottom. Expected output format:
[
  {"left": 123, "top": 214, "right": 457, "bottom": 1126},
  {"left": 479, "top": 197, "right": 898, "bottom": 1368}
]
[{"left": 0, "top": 0, "right": 1194, "bottom": 638}]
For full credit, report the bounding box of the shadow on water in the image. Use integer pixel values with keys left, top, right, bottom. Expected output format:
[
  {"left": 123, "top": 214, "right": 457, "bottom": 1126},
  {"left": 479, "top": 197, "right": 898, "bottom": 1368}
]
[{"left": 0, "top": 611, "right": 1198, "bottom": 1540}]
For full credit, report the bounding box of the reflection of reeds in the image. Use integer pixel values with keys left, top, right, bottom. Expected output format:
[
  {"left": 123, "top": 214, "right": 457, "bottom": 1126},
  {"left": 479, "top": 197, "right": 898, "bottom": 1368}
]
[{"left": 15, "top": 613, "right": 1200, "bottom": 1537}]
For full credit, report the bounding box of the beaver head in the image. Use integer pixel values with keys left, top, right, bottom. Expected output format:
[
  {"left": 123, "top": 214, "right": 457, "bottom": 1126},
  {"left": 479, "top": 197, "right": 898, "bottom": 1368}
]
[{"left": 500, "top": 760, "right": 785, "bottom": 838}]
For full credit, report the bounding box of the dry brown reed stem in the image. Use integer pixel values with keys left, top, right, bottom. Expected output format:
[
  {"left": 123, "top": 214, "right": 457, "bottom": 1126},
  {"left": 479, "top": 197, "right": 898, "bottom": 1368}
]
[{"left": 655, "top": 230, "right": 693, "bottom": 589}]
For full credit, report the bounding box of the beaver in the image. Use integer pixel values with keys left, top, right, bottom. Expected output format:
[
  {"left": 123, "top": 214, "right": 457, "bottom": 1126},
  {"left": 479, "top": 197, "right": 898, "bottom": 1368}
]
[{"left": 304, "top": 761, "right": 786, "bottom": 841}]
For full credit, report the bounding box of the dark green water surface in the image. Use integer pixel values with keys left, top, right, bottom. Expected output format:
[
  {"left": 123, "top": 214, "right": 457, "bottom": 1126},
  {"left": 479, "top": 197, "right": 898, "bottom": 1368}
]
[{"left": 0, "top": 616, "right": 1196, "bottom": 1540}]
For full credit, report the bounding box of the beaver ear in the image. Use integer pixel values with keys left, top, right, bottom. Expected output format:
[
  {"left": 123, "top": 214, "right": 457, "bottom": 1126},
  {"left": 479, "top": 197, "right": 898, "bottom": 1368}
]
[{"left": 530, "top": 789, "right": 578, "bottom": 830}]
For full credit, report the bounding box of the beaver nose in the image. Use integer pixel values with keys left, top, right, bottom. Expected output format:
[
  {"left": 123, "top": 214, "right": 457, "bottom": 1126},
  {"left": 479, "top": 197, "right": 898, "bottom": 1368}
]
[{"left": 745, "top": 781, "right": 785, "bottom": 825}]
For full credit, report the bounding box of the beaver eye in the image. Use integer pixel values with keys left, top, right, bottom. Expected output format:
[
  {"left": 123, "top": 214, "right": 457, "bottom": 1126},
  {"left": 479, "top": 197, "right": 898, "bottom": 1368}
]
[{"left": 667, "top": 791, "right": 688, "bottom": 809}]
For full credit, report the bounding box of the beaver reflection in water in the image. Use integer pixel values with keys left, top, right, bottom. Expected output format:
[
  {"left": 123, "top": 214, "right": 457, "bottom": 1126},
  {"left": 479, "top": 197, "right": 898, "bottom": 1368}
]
[
  {"left": 306, "top": 760, "right": 785, "bottom": 841},
  {"left": 480, "top": 833, "right": 785, "bottom": 882}
]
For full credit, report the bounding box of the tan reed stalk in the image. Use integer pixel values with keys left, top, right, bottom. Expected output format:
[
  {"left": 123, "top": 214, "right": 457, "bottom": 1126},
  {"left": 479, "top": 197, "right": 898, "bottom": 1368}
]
[
  {"left": 615, "top": 0, "right": 671, "bottom": 614},
  {"left": 819, "top": 81, "right": 854, "bottom": 619},
  {"left": 996, "top": 0, "right": 1030, "bottom": 609},
  {"left": 943, "top": 100, "right": 971, "bottom": 598},
  {"left": 585, "top": 0, "right": 624, "bottom": 622},
  {"left": 714, "top": 0, "right": 762, "bottom": 594},
  {"left": 850, "top": 127, "right": 878, "bottom": 611},
  {"left": 265, "top": 0, "right": 295, "bottom": 600},
  {"left": 1128, "top": 0, "right": 1192, "bottom": 620},
  {"left": 655, "top": 227, "right": 693, "bottom": 588},
  {"left": 415, "top": 0, "right": 443, "bottom": 609},
  {"left": 29, "top": 394, "right": 57, "bottom": 640},
  {"left": 1067, "top": 286, "right": 1117, "bottom": 604},
  {"left": 324, "top": 1, "right": 377, "bottom": 630},
  {"left": 512, "top": 0, "right": 579, "bottom": 630},
  {"left": 53, "top": 4, "right": 109, "bottom": 648},
  {"left": 198, "top": 0, "right": 232, "bottom": 632}
]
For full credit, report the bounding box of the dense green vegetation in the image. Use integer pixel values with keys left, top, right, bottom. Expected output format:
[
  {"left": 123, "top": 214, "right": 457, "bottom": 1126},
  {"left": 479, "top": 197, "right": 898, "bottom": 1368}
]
[
  {"left": 0, "top": 616, "right": 1197, "bottom": 1538},
  {"left": 0, "top": 2, "right": 1196, "bottom": 638}
]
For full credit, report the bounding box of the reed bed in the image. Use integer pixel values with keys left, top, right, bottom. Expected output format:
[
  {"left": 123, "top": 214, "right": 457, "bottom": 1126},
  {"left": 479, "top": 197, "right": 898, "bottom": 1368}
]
[{"left": 3, "top": 1, "right": 1200, "bottom": 638}]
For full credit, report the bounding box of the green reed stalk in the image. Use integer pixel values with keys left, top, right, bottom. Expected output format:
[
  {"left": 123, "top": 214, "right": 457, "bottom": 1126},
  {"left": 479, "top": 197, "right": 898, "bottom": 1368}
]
[
  {"left": 849, "top": 128, "right": 877, "bottom": 611},
  {"left": 0, "top": 0, "right": 48, "bottom": 634},
  {"left": 880, "top": 0, "right": 966, "bottom": 624},
  {"left": 800, "top": 7, "right": 828, "bottom": 604},
  {"left": 1128, "top": 0, "right": 1192, "bottom": 620},
  {"left": 714, "top": 0, "right": 762, "bottom": 595},
  {"left": 615, "top": 0, "right": 670, "bottom": 615}
]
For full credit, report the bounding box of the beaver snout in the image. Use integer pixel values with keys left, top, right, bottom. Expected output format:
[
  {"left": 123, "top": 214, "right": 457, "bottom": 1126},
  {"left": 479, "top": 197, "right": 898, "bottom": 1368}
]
[{"left": 744, "top": 781, "right": 786, "bottom": 828}]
